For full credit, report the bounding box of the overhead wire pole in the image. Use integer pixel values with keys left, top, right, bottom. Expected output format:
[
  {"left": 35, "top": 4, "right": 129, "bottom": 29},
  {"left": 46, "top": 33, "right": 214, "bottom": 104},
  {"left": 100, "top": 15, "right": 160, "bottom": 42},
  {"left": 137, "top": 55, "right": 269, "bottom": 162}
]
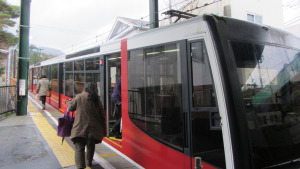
[
  {"left": 17, "top": 0, "right": 31, "bottom": 116},
  {"left": 149, "top": 0, "right": 159, "bottom": 29}
]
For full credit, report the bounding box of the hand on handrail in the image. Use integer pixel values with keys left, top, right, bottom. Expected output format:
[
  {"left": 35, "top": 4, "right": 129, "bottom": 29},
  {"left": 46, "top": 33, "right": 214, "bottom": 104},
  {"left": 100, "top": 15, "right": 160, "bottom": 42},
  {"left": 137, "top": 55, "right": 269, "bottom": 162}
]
[{"left": 65, "top": 99, "right": 71, "bottom": 104}]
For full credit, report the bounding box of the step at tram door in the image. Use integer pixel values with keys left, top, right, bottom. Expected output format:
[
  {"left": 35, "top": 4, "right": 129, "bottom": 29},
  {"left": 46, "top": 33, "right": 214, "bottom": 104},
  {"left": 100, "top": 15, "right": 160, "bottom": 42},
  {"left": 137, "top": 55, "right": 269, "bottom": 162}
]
[
  {"left": 105, "top": 53, "right": 122, "bottom": 139},
  {"left": 186, "top": 40, "right": 226, "bottom": 168}
]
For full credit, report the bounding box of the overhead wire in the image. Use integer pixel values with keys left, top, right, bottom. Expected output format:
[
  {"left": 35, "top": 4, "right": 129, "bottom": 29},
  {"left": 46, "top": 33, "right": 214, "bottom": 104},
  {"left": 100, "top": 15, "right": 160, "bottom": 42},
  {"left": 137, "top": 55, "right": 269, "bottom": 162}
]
[
  {"left": 58, "top": 0, "right": 193, "bottom": 55},
  {"left": 39, "top": 0, "right": 215, "bottom": 58}
]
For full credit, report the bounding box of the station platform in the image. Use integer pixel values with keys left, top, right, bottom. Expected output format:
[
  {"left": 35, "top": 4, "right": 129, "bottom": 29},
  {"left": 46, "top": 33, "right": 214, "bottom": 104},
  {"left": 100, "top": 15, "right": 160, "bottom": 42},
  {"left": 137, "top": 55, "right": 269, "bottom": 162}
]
[{"left": 0, "top": 93, "right": 140, "bottom": 169}]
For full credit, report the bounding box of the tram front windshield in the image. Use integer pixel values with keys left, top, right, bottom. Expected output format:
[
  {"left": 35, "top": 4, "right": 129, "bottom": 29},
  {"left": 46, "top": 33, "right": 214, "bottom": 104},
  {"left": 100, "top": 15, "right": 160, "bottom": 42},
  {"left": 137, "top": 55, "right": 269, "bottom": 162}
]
[{"left": 231, "top": 41, "right": 300, "bottom": 168}]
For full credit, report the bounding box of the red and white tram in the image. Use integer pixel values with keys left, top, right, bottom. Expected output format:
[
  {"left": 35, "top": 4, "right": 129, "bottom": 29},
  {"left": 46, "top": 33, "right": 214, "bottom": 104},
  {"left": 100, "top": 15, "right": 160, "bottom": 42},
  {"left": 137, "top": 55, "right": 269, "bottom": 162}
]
[{"left": 28, "top": 15, "right": 300, "bottom": 169}]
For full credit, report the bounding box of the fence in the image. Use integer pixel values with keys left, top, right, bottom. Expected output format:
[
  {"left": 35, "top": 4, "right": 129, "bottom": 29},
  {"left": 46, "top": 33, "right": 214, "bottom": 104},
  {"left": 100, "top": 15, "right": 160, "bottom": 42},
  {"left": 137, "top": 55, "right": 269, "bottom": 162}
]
[{"left": 0, "top": 85, "right": 17, "bottom": 115}]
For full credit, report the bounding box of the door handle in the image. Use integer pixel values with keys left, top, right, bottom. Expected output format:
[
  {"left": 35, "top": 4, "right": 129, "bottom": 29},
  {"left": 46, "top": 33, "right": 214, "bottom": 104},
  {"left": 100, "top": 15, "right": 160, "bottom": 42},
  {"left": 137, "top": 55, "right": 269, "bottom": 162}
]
[{"left": 195, "top": 157, "right": 203, "bottom": 169}]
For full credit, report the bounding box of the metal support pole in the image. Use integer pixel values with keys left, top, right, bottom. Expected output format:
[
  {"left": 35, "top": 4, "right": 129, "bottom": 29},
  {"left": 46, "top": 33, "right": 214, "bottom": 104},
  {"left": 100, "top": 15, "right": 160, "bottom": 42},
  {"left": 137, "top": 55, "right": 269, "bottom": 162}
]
[
  {"left": 16, "top": 0, "right": 31, "bottom": 116},
  {"left": 149, "top": 0, "right": 159, "bottom": 29}
]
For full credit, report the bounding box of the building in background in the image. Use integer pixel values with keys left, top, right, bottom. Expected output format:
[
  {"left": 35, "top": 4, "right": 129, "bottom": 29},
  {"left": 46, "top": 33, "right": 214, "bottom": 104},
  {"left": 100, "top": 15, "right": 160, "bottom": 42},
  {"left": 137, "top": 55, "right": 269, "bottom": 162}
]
[
  {"left": 285, "top": 24, "right": 300, "bottom": 37},
  {"left": 161, "top": 0, "right": 284, "bottom": 29},
  {"left": 282, "top": 0, "right": 300, "bottom": 37},
  {"left": 106, "top": 17, "right": 149, "bottom": 42}
]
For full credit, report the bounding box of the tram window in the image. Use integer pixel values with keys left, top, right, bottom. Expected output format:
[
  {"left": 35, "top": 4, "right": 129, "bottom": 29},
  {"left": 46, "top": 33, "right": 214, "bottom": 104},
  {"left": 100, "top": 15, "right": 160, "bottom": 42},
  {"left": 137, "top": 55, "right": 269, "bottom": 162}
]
[
  {"left": 128, "top": 43, "right": 184, "bottom": 151},
  {"left": 65, "top": 73, "right": 74, "bottom": 98},
  {"left": 190, "top": 41, "right": 225, "bottom": 168},
  {"left": 74, "top": 73, "right": 84, "bottom": 95},
  {"left": 37, "top": 67, "right": 42, "bottom": 79},
  {"left": 62, "top": 66, "right": 64, "bottom": 96},
  {"left": 65, "top": 62, "right": 73, "bottom": 71},
  {"left": 232, "top": 41, "right": 300, "bottom": 168},
  {"left": 51, "top": 64, "right": 58, "bottom": 94},
  {"left": 74, "top": 60, "right": 84, "bottom": 71},
  {"left": 86, "top": 73, "right": 100, "bottom": 96},
  {"left": 86, "top": 58, "right": 100, "bottom": 70},
  {"left": 42, "top": 66, "right": 49, "bottom": 78},
  {"left": 33, "top": 68, "right": 38, "bottom": 85},
  {"left": 191, "top": 42, "right": 215, "bottom": 107}
]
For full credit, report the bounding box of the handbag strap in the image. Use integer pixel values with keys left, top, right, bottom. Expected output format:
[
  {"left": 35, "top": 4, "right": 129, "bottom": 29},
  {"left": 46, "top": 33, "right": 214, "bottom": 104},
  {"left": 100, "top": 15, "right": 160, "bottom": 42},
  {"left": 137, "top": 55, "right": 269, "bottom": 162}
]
[{"left": 66, "top": 110, "right": 74, "bottom": 118}]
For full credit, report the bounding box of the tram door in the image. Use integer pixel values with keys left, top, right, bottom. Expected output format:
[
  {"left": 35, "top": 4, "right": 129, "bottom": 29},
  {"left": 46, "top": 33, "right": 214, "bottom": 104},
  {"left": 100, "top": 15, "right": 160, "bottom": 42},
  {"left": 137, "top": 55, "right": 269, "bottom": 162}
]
[
  {"left": 105, "top": 53, "right": 121, "bottom": 138},
  {"left": 187, "top": 40, "right": 226, "bottom": 168}
]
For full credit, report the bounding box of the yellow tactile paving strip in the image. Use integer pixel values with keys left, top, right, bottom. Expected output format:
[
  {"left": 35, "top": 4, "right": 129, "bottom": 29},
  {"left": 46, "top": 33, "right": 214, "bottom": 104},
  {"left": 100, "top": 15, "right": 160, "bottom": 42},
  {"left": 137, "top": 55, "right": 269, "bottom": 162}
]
[
  {"left": 99, "top": 154, "right": 118, "bottom": 157},
  {"left": 27, "top": 101, "right": 75, "bottom": 167}
]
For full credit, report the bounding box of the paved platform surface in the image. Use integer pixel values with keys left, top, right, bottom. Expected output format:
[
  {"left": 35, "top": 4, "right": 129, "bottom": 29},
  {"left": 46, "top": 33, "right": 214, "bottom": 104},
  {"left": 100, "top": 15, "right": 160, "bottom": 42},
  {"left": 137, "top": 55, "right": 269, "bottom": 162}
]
[{"left": 0, "top": 93, "right": 140, "bottom": 169}]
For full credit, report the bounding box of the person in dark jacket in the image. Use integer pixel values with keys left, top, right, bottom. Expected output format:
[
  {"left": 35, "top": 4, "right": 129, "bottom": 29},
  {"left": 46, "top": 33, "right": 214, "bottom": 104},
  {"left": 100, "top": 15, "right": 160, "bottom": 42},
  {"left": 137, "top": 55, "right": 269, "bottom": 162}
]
[
  {"left": 36, "top": 75, "right": 50, "bottom": 110},
  {"left": 67, "top": 82, "right": 106, "bottom": 169},
  {"left": 110, "top": 78, "right": 122, "bottom": 138}
]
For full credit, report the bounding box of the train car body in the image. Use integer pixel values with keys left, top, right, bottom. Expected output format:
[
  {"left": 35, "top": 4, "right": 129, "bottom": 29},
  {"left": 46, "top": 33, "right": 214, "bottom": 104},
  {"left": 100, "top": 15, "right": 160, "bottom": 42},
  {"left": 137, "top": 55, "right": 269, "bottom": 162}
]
[{"left": 28, "top": 15, "right": 300, "bottom": 169}]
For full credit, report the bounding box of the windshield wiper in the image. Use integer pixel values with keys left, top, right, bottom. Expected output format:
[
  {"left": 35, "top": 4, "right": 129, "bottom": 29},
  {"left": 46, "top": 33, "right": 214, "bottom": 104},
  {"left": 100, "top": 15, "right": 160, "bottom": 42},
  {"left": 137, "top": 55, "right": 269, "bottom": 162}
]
[{"left": 263, "top": 159, "right": 300, "bottom": 169}]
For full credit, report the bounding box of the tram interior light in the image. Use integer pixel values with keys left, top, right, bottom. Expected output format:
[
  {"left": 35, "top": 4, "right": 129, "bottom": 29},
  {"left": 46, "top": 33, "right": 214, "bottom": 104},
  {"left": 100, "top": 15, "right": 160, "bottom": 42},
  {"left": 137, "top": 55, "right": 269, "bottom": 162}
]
[
  {"left": 108, "top": 57, "right": 121, "bottom": 60},
  {"left": 146, "top": 49, "right": 179, "bottom": 56}
]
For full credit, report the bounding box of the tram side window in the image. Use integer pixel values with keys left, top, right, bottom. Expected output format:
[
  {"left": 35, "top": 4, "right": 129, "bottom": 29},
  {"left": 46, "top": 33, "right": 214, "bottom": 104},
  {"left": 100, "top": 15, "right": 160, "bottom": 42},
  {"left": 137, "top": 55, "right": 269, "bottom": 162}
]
[
  {"left": 232, "top": 41, "right": 300, "bottom": 168},
  {"left": 86, "top": 58, "right": 100, "bottom": 70},
  {"left": 65, "top": 62, "right": 73, "bottom": 71},
  {"left": 190, "top": 41, "right": 225, "bottom": 168},
  {"left": 128, "top": 43, "right": 184, "bottom": 151},
  {"left": 65, "top": 73, "right": 74, "bottom": 98},
  {"left": 74, "top": 60, "right": 84, "bottom": 71},
  {"left": 51, "top": 64, "right": 58, "bottom": 94},
  {"left": 86, "top": 73, "right": 100, "bottom": 96},
  {"left": 191, "top": 42, "right": 215, "bottom": 107},
  {"left": 33, "top": 68, "right": 38, "bottom": 85},
  {"left": 42, "top": 66, "right": 48, "bottom": 78},
  {"left": 74, "top": 73, "right": 84, "bottom": 95}
]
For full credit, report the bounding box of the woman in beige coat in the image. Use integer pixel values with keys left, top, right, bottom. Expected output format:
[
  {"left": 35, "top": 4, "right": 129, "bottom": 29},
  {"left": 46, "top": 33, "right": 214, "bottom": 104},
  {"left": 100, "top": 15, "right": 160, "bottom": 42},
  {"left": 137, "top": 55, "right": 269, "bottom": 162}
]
[
  {"left": 67, "top": 82, "right": 106, "bottom": 169},
  {"left": 36, "top": 75, "right": 50, "bottom": 110}
]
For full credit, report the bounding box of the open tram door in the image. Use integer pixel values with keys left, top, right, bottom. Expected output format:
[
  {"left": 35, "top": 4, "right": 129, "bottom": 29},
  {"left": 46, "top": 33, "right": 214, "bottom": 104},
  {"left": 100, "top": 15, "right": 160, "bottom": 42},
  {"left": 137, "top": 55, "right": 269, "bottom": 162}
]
[
  {"left": 105, "top": 53, "right": 122, "bottom": 139},
  {"left": 186, "top": 39, "right": 226, "bottom": 168}
]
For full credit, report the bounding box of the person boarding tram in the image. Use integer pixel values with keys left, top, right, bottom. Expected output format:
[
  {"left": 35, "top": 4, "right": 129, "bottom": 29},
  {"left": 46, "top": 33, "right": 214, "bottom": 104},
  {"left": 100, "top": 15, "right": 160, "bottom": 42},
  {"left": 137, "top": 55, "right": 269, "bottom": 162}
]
[
  {"left": 67, "top": 82, "right": 106, "bottom": 169},
  {"left": 110, "top": 77, "right": 122, "bottom": 139}
]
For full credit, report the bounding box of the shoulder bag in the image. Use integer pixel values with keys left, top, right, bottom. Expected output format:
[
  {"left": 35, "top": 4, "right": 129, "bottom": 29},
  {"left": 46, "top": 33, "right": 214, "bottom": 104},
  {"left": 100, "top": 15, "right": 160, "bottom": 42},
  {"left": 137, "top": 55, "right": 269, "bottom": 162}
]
[{"left": 57, "top": 110, "right": 74, "bottom": 144}]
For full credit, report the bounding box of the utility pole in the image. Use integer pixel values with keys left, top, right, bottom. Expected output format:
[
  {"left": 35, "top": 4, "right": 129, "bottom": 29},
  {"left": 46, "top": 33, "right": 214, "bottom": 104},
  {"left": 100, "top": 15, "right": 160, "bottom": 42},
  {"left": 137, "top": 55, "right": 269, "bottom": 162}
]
[
  {"left": 16, "top": 0, "right": 31, "bottom": 116},
  {"left": 149, "top": 0, "right": 159, "bottom": 29},
  {"left": 169, "top": 0, "right": 172, "bottom": 24}
]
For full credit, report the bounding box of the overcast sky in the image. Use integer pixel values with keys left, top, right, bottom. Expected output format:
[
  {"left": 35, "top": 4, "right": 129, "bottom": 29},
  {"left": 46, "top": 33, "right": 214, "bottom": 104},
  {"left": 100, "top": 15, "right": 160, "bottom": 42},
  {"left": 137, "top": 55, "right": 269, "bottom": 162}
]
[
  {"left": 7, "top": 0, "right": 153, "bottom": 55},
  {"left": 6, "top": 0, "right": 300, "bottom": 55}
]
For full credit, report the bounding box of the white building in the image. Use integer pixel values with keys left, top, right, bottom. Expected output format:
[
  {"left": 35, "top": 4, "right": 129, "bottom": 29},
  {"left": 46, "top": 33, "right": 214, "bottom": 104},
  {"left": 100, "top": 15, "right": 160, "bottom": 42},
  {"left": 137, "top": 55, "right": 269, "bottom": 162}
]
[
  {"left": 106, "top": 17, "right": 149, "bottom": 42},
  {"left": 162, "top": 0, "right": 284, "bottom": 29}
]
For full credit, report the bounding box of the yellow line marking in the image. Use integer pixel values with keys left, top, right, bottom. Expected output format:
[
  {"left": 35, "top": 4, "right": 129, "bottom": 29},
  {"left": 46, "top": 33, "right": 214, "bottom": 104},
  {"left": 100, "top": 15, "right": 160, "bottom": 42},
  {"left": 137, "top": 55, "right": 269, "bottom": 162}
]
[
  {"left": 28, "top": 101, "right": 75, "bottom": 167},
  {"left": 105, "top": 137, "right": 123, "bottom": 148},
  {"left": 99, "top": 154, "right": 119, "bottom": 157}
]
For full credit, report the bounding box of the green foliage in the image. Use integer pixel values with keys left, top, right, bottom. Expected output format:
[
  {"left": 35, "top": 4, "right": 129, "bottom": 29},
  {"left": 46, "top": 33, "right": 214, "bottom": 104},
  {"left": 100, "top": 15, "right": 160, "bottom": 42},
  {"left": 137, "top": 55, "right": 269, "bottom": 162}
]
[
  {"left": 5, "top": 112, "right": 12, "bottom": 117},
  {"left": 29, "top": 45, "right": 57, "bottom": 64},
  {"left": 0, "top": 66, "right": 5, "bottom": 74},
  {"left": 29, "top": 45, "right": 42, "bottom": 64},
  {"left": 0, "top": 0, "right": 20, "bottom": 49}
]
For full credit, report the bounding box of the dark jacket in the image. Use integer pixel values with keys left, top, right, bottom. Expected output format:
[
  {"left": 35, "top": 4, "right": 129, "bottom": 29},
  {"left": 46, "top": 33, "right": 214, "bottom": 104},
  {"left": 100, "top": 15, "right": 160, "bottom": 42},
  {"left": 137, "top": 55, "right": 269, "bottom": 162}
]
[
  {"left": 111, "top": 78, "right": 121, "bottom": 103},
  {"left": 67, "top": 91, "right": 106, "bottom": 143},
  {"left": 36, "top": 78, "right": 50, "bottom": 96}
]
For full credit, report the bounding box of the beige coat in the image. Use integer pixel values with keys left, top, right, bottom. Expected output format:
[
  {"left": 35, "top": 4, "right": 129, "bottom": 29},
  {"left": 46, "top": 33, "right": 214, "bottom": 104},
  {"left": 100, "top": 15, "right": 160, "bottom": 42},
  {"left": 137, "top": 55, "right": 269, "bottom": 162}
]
[
  {"left": 36, "top": 78, "right": 50, "bottom": 96},
  {"left": 67, "top": 91, "right": 106, "bottom": 143}
]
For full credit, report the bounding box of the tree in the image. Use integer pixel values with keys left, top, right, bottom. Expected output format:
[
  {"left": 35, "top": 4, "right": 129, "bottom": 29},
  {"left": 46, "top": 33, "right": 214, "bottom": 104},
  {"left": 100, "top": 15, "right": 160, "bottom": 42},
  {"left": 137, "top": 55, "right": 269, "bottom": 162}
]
[
  {"left": 29, "top": 45, "right": 42, "bottom": 65},
  {"left": 0, "top": 66, "right": 4, "bottom": 74},
  {"left": 29, "top": 45, "right": 57, "bottom": 64},
  {"left": 0, "top": 0, "right": 20, "bottom": 58}
]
